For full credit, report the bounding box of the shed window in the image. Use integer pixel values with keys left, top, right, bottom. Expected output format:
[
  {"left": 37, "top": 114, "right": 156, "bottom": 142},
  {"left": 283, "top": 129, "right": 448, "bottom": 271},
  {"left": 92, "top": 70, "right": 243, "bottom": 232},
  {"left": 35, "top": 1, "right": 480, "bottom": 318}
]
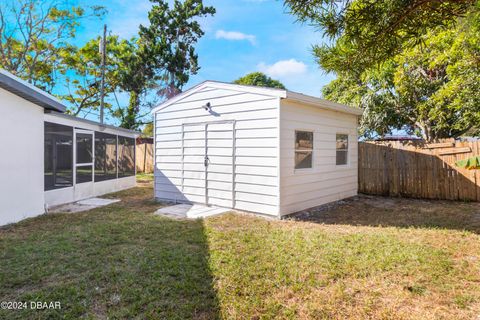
[
  {"left": 118, "top": 136, "right": 136, "bottom": 177},
  {"left": 95, "top": 132, "right": 117, "bottom": 181},
  {"left": 336, "top": 134, "right": 349, "bottom": 165},
  {"left": 295, "top": 131, "right": 313, "bottom": 169},
  {"left": 44, "top": 122, "right": 73, "bottom": 191}
]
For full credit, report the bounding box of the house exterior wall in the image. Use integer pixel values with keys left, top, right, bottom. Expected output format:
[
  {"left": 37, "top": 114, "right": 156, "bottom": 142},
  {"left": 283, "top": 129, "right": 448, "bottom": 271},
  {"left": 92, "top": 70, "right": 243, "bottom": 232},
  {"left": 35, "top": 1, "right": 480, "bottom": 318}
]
[
  {"left": 44, "top": 176, "right": 137, "bottom": 207},
  {"left": 279, "top": 99, "right": 359, "bottom": 216},
  {"left": 154, "top": 86, "right": 281, "bottom": 216},
  {"left": 0, "top": 88, "right": 45, "bottom": 225}
]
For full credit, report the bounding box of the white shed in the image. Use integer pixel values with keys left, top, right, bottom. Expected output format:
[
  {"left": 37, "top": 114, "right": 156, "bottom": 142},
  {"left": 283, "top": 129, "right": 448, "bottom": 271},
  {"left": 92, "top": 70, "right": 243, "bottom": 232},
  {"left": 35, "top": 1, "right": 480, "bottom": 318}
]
[
  {"left": 0, "top": 69, "right": 139, "bottom": 226},
  {"left": 152, "top": 81, "right": 362, "bottom": 218}
]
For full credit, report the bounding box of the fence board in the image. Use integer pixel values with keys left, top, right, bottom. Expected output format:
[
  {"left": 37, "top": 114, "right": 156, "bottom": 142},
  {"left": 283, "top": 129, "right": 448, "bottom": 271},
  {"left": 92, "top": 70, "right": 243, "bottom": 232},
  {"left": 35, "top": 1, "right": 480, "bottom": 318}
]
[
  {"left": 136, "top": 143, "right": 154, "bottom": 173},
  {"left": 358, "top": 139, "right": 480, "bottom": 201}
]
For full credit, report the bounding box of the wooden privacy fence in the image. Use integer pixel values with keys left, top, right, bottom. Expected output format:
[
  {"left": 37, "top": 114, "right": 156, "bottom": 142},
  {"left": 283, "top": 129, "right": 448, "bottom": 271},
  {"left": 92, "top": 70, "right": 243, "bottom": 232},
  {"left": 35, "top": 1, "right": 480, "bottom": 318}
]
[
  {"left": 136, "top": 143, "right": 154, "bottom": 173},
  {"left": 359, "top": 139, "right": 480, "bottom": 201}
]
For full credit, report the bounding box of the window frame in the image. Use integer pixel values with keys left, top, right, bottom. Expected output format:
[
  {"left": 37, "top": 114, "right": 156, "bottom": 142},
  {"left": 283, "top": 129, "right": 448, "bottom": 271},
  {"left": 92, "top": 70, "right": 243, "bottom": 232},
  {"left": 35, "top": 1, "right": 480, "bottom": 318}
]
[
  {"left": 294, "top": 130, "right": 314, "bottom": 171},
  {"left": 335, "top": 133, "right": 349, "bottom": 166}
]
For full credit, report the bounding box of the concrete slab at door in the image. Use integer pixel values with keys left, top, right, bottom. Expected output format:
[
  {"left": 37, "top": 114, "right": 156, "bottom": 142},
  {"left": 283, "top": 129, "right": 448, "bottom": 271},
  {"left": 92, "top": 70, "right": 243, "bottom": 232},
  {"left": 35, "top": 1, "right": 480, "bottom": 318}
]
[
  {"left": 155, "top": 204, "right": 231, "bottom": 219},
  {"left": 49, "top": 197, "right": 120, "bottom": 213}
]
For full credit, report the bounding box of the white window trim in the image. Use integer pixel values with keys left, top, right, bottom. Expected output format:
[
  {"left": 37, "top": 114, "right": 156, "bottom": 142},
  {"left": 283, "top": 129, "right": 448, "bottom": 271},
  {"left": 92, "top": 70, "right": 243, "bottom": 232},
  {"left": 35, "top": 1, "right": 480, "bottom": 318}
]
[
  {"left": 336, "top": 133, "right": 349, "bottom": 167},
  {"left": 294, "top": 130, "right": 314, "bottom": 172}
]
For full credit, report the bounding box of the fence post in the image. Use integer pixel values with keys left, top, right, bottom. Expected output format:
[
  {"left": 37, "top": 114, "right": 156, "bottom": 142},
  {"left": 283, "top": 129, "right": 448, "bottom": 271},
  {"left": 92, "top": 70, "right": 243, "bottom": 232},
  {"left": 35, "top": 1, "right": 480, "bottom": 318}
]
[{"left": 143, "top": 143, "right": 147, "bottom": 173}]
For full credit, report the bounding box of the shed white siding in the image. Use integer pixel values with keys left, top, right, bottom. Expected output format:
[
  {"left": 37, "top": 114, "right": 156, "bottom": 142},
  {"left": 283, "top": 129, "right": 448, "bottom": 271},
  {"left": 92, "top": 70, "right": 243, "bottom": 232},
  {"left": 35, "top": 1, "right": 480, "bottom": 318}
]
[
  {"left": 154, "top": 85, "right": 281, "bottom": 216},
  {"left": 0, "top": 88, "right": 44, "bottom": 225},
  {"left": 153, "top": 81, "right": 361, "bottom": 218},
  {"left": 279, "top": 99, "right": 359, "bottom": 215}
]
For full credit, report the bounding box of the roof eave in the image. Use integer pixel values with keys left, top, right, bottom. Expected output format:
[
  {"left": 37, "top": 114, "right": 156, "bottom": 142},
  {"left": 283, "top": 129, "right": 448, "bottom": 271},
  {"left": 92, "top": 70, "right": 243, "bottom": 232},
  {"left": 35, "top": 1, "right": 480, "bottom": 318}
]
[
  {"left": 285, "top": 91, "right": 363, "bottom": 116},
  {"left": 0, "top": 70, "right": 66, "bottom": 112},
  {"left": 151, "top": 80, "right": 287, "bottom": 114},
  {"left": 46, "top": 111, "right": 141, "bottom": 136}
]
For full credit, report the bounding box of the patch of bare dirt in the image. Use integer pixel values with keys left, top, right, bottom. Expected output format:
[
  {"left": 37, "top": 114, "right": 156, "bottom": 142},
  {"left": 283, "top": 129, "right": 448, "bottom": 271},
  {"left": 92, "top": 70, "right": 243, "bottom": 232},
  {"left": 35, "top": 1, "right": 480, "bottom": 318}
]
[{"left": 288, "top": 194, "right": 480, "bottom": 234}]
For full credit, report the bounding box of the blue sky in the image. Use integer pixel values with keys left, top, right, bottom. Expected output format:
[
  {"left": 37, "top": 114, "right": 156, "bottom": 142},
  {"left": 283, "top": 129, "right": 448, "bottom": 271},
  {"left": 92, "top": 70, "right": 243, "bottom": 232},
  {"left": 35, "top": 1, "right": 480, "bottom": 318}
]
[{"left": 77, "top": 0, "right": 334, "bottom": 98}]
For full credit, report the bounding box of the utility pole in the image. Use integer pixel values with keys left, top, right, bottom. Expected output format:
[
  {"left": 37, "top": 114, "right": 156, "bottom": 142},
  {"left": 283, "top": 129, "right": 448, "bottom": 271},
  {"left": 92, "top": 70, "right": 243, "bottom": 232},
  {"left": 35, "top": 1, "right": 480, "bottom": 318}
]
[{"left": 99, "top": 24, "right": 107, "bottom": 124}]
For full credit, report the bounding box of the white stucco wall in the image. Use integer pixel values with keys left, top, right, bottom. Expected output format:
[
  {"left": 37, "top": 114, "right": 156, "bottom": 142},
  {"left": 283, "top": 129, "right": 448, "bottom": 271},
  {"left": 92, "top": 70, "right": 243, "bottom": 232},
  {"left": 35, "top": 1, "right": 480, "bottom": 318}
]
[{"left": 0, "top": 88, "right": 45, "bottom": 225}]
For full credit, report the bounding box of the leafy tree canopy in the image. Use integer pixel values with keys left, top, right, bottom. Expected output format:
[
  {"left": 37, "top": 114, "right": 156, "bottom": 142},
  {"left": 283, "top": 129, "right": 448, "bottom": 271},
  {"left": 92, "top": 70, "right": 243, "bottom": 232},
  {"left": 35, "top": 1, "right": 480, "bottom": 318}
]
[
  {"left": 233, "top": 72, "right": 286, "bottom": 89},
  {"left": 284, "top": 0, "right": 476, "bottom": 71},
  {"left": 139, "top": 0, "right": 215, "bottom": 99},
  {"left": 109, "top": 0, "right": 215, "bottom": 130},
  {"left": 0, "top": 0, "right": 105, "bottom": 91},
  {"left": 0, "top": 0, "right": 214, "bottom": 131},
  {"left": 322, "top": 9, "right": 480, "bottom": 140},
  {"left": 142, "top": 122, "right": 154, "bottom": 137},
  {"left": 59, "top": 35, "right": 125, "bottom": 117}
]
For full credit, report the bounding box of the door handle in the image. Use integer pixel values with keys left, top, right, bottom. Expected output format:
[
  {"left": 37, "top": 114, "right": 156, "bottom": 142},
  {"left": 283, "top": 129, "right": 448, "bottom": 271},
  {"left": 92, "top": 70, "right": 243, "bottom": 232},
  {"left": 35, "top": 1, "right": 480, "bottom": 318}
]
[{"left": 204, "top": 156, "right": 210, "bottom": 167}]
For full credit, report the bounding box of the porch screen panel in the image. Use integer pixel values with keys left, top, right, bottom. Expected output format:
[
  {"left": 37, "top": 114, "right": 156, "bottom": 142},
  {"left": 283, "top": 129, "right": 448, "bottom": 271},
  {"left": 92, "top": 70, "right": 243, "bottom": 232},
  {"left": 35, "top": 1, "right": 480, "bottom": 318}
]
[
  {"left": 118, "top": 136, "right": 135, "bottom": 177},
  {"left": 44, "top": 122, "right": 73, "bottom": 190},
  {"left": 95, "top": 132, "right": 117, "bottom": 181}
]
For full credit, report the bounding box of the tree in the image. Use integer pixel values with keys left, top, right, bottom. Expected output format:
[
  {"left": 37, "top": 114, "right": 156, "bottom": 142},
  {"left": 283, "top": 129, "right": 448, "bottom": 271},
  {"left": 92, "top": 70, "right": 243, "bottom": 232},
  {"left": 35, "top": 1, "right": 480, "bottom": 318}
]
[
  {"left": 322, "top": 10, "right": 480, "bottom": 140},
  {"left": 142, "top": 122, "right": 154, "bottom": 137},
  {"left": 284, "top": 0, "right": 476, "bottom": 71},
  {"left": 109, "top": 37, "right": 155, "bottom": 130},
  {"left": 141, "top": 0, "right": 215, "bottom": 99},
  {"left": 109, "top": 0, "right": 215, "bottom": 130},
  {"left": 233, "top": 72, "right": 286, "bottom": 89},
  {"left": 59, "top": 36, "right": 122, "bottom": 117},
  {"left": 0, "top": 0, "right": 215, "bottom": 130},
  {"left": 0, "top": 0, "right": 105, "bottom": 91}
]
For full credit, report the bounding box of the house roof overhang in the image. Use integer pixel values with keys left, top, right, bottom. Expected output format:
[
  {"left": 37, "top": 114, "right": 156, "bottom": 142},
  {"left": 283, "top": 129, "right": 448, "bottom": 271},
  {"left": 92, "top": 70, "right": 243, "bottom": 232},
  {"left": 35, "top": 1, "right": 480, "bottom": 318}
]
[{"left": 0, "top": 69, "right": 66, "bottom": 113}]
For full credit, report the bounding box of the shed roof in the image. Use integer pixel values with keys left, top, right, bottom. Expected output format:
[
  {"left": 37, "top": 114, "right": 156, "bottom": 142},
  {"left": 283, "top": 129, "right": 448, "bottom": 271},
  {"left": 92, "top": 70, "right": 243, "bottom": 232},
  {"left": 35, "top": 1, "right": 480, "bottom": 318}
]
[
  {"left": 0, "top": 69, "right": 66, "bottom": 112},
  {"left": 152, "top": 80, "right": 363, "bottom": 116}
]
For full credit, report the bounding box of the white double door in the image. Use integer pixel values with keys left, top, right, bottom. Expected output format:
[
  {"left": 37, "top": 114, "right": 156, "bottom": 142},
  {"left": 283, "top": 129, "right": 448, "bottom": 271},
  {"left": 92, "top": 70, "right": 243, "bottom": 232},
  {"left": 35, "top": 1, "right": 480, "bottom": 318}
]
[{"left": 182, "top": 121, "right": 235, "bottom": 208}]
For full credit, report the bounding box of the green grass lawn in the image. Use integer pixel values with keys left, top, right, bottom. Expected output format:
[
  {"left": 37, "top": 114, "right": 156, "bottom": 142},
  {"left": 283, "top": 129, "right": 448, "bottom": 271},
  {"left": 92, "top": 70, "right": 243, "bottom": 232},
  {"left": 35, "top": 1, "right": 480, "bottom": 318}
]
[
  {"left": 135, "top": 172, "right": 154, "bottom": 183},
  {"left": 0, "top": 180, "right": 479, "bottom": 319}
]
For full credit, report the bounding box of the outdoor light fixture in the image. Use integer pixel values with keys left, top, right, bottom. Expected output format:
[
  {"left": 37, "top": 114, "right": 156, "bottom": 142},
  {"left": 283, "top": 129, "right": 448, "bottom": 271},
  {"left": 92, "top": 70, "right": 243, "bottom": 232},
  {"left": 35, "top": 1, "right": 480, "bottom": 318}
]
[{"left": 203, "top": 102, "right": 212, "bottom": 111}]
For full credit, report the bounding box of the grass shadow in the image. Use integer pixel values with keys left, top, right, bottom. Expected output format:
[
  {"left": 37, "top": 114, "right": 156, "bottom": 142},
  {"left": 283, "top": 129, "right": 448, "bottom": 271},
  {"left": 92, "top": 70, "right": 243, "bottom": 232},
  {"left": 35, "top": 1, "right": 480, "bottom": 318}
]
[
  {"left": 0, "top": 186, "right": 220, "bottom": 319},
  {"left": 289, "top": 194, "right": 480, "bottom": 234}
]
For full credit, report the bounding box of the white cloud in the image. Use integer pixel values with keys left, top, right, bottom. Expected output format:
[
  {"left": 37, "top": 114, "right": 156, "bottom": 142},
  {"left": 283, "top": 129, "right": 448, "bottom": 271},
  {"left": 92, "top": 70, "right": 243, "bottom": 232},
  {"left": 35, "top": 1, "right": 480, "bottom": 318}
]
[
  {"left": 215, "top": 30, "right": 256, "bottom": 45},
  {"left": 257, "top": 59, "right": 308, "bottom": 78}
]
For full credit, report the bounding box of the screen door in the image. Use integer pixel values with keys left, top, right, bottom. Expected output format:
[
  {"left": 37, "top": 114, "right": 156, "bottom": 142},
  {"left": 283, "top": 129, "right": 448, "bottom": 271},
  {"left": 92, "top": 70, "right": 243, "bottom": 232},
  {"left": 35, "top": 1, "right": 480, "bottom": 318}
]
[{"left": 74, "top": 129, "right": 94, "bottom": 200}]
